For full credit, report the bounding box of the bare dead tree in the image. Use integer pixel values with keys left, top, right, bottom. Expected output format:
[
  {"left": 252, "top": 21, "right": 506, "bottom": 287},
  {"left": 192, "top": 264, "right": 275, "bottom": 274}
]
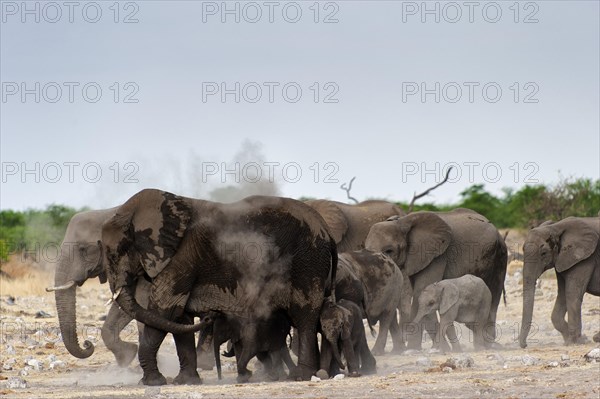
[
  {"left": 407, "top": 166, "right": 454, "bottom": 213},
  {"left": 340, "top": 177, "right": 359, "bottom": 204}
]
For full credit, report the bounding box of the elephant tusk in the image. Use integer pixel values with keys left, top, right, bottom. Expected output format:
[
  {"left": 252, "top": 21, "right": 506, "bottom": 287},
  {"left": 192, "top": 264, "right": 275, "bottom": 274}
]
[
  {"left": 45, "top": 281, "right": 75, "bottom": 292},
  {"left": 105, "top": 288, "right": 122, "bottom": 306}
]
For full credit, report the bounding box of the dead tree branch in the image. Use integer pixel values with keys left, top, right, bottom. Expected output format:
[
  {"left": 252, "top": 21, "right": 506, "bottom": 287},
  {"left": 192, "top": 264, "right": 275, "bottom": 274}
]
[
  {"left": 340, "top": 177, "right": 359, "bottom": 204},
  {"left": 407, "top": 167, "right": 454, "bottom": 213}
]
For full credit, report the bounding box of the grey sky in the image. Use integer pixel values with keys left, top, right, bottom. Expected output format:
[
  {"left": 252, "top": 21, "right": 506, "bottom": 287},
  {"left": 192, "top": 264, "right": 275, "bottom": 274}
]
[{"left": 1, "top": 1, "right": 598, "bottom": 211}]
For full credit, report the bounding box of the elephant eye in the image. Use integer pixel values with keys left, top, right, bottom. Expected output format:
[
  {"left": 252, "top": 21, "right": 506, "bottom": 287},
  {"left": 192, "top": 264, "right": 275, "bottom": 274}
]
[{"left": 429, "top": 300, "right": 435, "bottom": 305}]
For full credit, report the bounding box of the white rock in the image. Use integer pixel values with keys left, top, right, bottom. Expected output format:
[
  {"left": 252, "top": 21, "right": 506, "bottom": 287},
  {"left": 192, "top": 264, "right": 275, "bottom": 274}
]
[
  {"left": 333, "top": 374, "right": 345, "bottom": 380},
  {"left": 5, "top": 377, "right": 27, "bottom": 389},
  {"left": 560, "top": 354, "right": 570, "bottom": 361},
  {"left": 26, "top": 359, "right": 43, "bottom": 371},
  {"left": 5, "top": 345, "right": 15, "bottom": 355},
  {"left": 584, "top": 348, "right": 600, "bottom": 362},
  {"left": 521, "top": 355, "right": 540, "bottom": 366},
  {"left": 310, "top": 376, "right": 321, "bottom": 382},
  {"left": 547, "top": 361, "right": 559, "bottom": 368},
  {"left": 446, "top": 355, "right": 474, "bottom": 368},
  {"left": 47, "top": 355, "right": 57, "bottom": 363},
  {"left": 19, "top": 367, "right": 29, "bottom": 377},
  {"left": 403, "top": 349, "right": 421, "bottom": 355},
  {"left": 49, "top": 360, "right": 66, "bottom": 370},
  {"left": 442, "top": 366, "right": 453, "bottom": 373}
]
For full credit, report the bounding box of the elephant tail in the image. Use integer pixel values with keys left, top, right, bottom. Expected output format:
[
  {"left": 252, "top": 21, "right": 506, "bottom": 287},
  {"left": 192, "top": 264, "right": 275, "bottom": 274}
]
[
  {"left": 328, "top": 238, "right": 339, "bottom": 303},
  {"left": 502, "top": 283, "right": 507, "bottom": 307}
]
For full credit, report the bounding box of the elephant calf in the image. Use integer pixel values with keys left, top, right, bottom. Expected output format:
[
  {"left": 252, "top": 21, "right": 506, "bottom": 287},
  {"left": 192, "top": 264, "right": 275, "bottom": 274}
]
[
  {"left": 318, "top": 298, "right": 376, "bottom": 379},
  {"left": 413, "top": 275, "right": 492, "bottom": 352},
  {"left": 200, "top": 310, "right": 295, "bottom": 383}
]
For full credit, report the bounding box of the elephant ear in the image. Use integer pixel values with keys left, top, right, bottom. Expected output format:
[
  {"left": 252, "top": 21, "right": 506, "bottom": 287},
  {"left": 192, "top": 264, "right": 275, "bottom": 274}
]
[
  {"left": 439, "top": 283, "right": 459, "bottom": 315},
  {"left": 102, "top": 189, "right": 192, "bottom": 280},
  {"left": 404, "top": 212, "right": 452, "bottom": 277},
  {"left": 306, "top": 200, "right": 348, "bottom": 245},
  {"left": 555, "top": 218, "right": 599, "bottom": 273}
]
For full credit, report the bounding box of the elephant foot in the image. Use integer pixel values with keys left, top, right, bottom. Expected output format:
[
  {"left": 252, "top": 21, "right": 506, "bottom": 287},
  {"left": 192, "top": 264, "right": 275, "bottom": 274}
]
[
  {"left": 173, "top": 370, "right": 202, "bottom": 385},
  {"left": 236, "top": 370, "right": 252, "bottom": 383},
  {"left": 348, "top": 371, "right": 361, "bottom": 378},
  {"left": 316, "top": 369, "right": 329, "bottom": 380},
  {"left": 593, "top": 332, "right": 600, "bottom": 343},
  {"left": 289, "top": 365, "right": 313, "bottom": 381},
  {"left": 139, "top": 371, "right": 167, "bottom": 386},
  {"left": 115, "top": 342, "right": 138, "bottom": 367},
  {"left": 566, "top": 335, "right": 589, "bottom": 346}
]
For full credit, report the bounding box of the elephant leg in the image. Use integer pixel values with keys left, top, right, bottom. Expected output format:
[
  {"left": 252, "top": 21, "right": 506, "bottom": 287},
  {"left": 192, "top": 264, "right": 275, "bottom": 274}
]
[
  {"left": 443, "top": 321, "right": 462, "bottom": 352},
  {"left": 289, "top": 323, "right": 318, "bottom": 380},
  {"left": 342, "top": 339, "right": 360, "bottom": 377},
  {"left": 371, "top": 311, "right": 392, "bottom": 355},
  {"left": 258, "top": 351, "right": 279, "bottom": 381},
  {"left": 196, "top": 325, "right": 216, "bottom": 371},
  {"left": 564, "top": 262, "right": 594, "bottom": 345},
  {"left": 406, "top": 298, "right": 422, "bottom": 349},
  {"left": 422, "top": 312, "right": 441, "bottom": 350},
  {"left": 319, "top": 336, "right": 333, "bottom": 377},
  {"left": 138, "top": 325, "right": 168, "bottom": 386},
  {"left": 281, "top": 347, "right": 296, "bottom": 373},
  {"left": 407, "top": 258, "right": 446, "bottom": 349},
  {"left": 173, "top": 314, "right": 202, "bottom": 385},
  {"left": 551, "top": 273, "right": 569, "bottom": 342},
  {"left": 101, "top": 302, "right": 137, "bottom": 367},
  {"left": 388, "top": 313, "right": 405, "bottom": 353},
  {"left": 358, "top": 335, "right": 377, "bottom": 375},
  {"left": 235, "top": 341, "right": 254, "bottom": 383}
]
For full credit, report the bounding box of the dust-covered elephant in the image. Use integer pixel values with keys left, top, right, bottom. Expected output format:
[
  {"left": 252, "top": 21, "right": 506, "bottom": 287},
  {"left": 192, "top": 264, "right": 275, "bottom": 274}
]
[
  {"left": 336, "top": 250, "right": 411, "bottom": 355},
  {"left": 365, "top": 208, "right": 507, "bottom": 350},
  {"left": 519, "top": 216, "right": 600, "bottom": 348},
  {"left": 306, "top": 200, "right": 405, "bottom": 252},
  {"left": 101, "top": 189, "right": 337, "bottom": 385}
]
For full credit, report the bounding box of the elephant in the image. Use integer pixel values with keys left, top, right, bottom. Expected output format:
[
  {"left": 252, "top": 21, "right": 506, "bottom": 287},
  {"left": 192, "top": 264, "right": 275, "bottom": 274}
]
[
  {"left": 45, "top": 207, "right": 137, "bottom": 363},
  {"left": 306, "top": 200, "right": 405, "bottom": 253},
  {"left": 413, "top": 275, "right": 492, "bottom": 352},
  {"left": 318, "top": 298, "right": 376, "bottom": 379},
  {"left": 336, "top": 250, "right": 411, "bottom": 355},
  {"left": 199, "top": 198, "right": 405, "bottom": 367},
  {"left": 364, "top": 208, "right": 507, "bottom": 350},
  {"left": 47, "top": 207, "right": 223, "bottom": 373},
  {"left": 101, "top": 189, "right": 337, "bottom": 385},
  {"left": 200, "top": 310, "right": 295, "bottom": 382},
  {"left": 519, "top": 216, "right": 600, "bottom": 348}
]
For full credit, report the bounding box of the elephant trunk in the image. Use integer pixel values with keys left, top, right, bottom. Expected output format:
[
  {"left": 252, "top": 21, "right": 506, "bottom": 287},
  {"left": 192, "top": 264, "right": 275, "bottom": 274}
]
[
  {"left": 55, "top": 285, "right": 94, "bottom": 358},
  {"left": 519, "top": 261, "right": 541, "bottom": 348},
  {"left": 329, "top": 338, "right": 345, "bottom": 370},
  {"left": 114, "top": 285, "right": 209, "bottom": 334}
]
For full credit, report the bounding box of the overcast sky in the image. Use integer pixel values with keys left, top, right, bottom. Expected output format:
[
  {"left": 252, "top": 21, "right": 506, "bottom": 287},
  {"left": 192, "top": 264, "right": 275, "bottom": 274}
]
[{"left": 1, "top": 1, "right": 598, "bottom": 211}]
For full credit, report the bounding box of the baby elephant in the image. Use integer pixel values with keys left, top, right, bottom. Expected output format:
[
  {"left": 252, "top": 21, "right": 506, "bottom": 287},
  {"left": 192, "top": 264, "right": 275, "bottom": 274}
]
[
  {"left": 318, "top": 298, "right": 376, "bottom": 379},
  {"left": 413, "top": 275, "right": 492, "bottom": 352}
]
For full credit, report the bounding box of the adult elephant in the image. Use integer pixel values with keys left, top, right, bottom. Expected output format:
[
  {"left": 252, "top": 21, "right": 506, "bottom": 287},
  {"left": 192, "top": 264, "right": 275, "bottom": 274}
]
[
  {"left": 306, "top": 200, "right": 405, "bottom": 253},
  {"left": 365, "top": 208, "right": 507, "bottom": 350},
  {"left": 101, "top": 189, "right": 337, "bottom": 385},
  {"left": 47, "top": 207, "right": 124, "bottom": 361},
  {"left": 519, "top": 216, "right": 600, "bottom": 348}
]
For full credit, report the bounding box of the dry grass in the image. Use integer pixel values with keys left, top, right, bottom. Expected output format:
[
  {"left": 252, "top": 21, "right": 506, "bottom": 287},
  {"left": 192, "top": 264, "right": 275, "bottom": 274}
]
[{"left": 0, "top": 255, "right": 53, "bottom": 297}]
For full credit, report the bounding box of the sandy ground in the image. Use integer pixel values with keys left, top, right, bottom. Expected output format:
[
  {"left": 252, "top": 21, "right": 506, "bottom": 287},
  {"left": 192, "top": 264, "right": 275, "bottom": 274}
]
[{"left": 1, "top": 236, "right": 599, "bottom": 399}]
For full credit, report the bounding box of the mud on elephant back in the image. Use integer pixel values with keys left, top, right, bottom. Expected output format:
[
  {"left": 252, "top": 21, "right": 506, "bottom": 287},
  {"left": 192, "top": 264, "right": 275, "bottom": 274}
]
[{"left": 100, "top": 189, "right": 337, "bottom": 385}]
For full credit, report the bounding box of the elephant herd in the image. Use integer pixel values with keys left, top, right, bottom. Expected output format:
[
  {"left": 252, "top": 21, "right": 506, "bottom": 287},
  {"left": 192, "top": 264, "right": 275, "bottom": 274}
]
[{"left": 46, "top": 188, "right": 600, "bottom": 386}]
